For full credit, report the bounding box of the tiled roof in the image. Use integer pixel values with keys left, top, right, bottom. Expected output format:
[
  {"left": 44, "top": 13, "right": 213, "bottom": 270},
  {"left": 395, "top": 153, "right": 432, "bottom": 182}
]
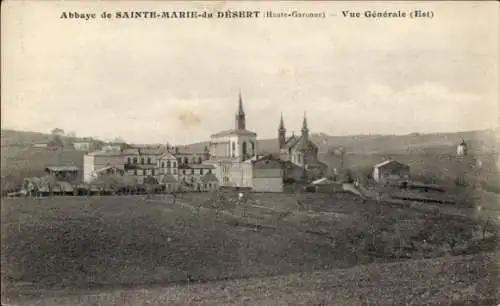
[
  {"left": 211, "top": 129, "right": 257, "bottom": 137},
  {"left": 201, "top": 173, "right": 219, "bottom": 183},
  {"left": 138, "top": 148, "right": 165, "bottom": 155},
  {"left": 373, "top": 160, "right": 409, "bottom": 169},
  {"left": 87, "top": 150, "right": 122, "bottom": 156},
  {"left": 161, "top": 174, "right": 178, "bottom": 183},
  {"left": 122, "top": 149, "right": 140, "bottom": 155},
  {"left": 284, "top": 134, "right": 318, "bottom": 152}
]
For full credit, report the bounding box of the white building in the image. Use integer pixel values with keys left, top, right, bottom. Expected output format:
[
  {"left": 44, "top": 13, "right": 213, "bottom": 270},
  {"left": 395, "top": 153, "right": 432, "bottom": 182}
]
[
  {"left": 83, "top": 150, "right": 125, "bottom": 183},
  {"left": 208, "top": 92, "right": 257, "bottom": 188}
]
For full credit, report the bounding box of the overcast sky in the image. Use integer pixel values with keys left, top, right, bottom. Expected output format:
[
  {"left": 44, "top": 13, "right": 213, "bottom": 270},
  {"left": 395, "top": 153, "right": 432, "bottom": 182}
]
[{"left": 2, "top": 1, "right": 499, "bottom": 144}]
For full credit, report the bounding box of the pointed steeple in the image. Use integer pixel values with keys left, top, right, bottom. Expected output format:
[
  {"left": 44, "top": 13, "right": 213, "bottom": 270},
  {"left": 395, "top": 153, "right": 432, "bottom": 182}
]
[
  {"left": 278, "top": 112, "right": 286, "bottom": 149},
  {"left": 302, "top": 112, "right": 309, "bottom": 134},
  {"left": 235, "top": 90, "right": 246, "bottom": 130},
  {"left": 237, "top": 89, "right": 244, "bottom": 116}
]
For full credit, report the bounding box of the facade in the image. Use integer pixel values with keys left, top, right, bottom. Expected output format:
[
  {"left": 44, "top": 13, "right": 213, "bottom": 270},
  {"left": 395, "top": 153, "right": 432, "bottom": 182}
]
[
  {"left": 73, "top": 140, "right": 94, "bottom": 151},
  {"left": 178, "top": 163, "right": 217, "bottom": 191},
  {"left": 252, "top": 155, "right": 284, "bottom": 192},
  {"left": 83, "top": 144, "right": 217, "bottom": 191},
  {"left": 208, "top": 92, "right": 257, "bottom": 187},
  {"left": 372, "top": 160, "right": 410, "bottom": 184},
  {"left": 278, "top": 113, "right": 328, "bottom": 181},
  {"left": 83, "top": 150, "right": 125, "bottom": 183}
]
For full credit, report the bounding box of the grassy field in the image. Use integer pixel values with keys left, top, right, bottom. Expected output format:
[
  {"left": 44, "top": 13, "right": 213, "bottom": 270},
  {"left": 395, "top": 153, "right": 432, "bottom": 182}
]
[{"left": 2, "top": 192, "right": 498, "bottom": 305}]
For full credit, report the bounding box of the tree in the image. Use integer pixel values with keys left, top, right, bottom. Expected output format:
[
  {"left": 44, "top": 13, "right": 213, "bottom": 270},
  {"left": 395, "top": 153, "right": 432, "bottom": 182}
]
[{"left": 50, "top": 128, "right": 65, "bottom": 136}]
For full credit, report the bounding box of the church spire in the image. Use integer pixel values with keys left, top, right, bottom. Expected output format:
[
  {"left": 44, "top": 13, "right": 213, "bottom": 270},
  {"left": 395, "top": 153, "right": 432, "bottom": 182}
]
[
  {"left": 301, "top": 112, "right": 309, "bottom": 140},
  {"left": 235, "top": 90, "right": 246, "bottom": 130},
  {"left": 278, "top": 112, "right": 286, "bottom": 149}
]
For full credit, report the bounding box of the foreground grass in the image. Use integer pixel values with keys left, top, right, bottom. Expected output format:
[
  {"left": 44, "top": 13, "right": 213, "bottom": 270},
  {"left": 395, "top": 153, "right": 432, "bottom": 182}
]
[
  {"left": 8, "top": 252, "right": 499, "bottom": 306},
  {"left": 1, "top": 194, "right": 498, "bottom": 305}
]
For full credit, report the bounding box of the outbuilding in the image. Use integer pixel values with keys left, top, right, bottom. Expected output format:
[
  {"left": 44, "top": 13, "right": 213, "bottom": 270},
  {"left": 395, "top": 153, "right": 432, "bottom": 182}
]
[{"left": 372, "top": 160, "right": 410, "bottom": 184}]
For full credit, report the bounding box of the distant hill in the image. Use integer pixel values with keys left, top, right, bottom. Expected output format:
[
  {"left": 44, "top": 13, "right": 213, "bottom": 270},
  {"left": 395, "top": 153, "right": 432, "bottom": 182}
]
[
  {"left": 188, "top": 129, "right": 499, "bottom": 156},
  {"left": 0, "top": 129, "right": 101, "bottom": 148}
]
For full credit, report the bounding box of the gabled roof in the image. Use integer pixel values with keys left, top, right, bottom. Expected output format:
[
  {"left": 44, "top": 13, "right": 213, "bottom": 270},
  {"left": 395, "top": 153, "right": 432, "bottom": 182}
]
[
  {"left": 158, "top": 152, "right": 177, "bottom": 160},
  {"left": 211, "top": 129, "right": 257, "bottom": 137},
  {"left": 201, "top": 173, "right": 219, "bottom": 183},
  {"left": 373, "top": 160, "right": 409, "bottom": 169},
  {"left": 284, "top": 134, "right": 318, "bottom": 152}
]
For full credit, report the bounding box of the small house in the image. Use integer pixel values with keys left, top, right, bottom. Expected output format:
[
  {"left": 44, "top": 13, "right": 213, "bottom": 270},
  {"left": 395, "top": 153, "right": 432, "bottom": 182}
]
[
  {"left": 252, "top": 155, "right": 284, "bottom": 192},
  {"left": 372, "top": 160, "right": 410, "bottom": 184}
]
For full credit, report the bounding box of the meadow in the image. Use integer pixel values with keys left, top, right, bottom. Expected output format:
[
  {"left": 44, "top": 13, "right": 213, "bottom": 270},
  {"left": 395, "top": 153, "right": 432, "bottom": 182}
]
[{"left": 2, "top": 192, "right": 498, "bottom": 305}]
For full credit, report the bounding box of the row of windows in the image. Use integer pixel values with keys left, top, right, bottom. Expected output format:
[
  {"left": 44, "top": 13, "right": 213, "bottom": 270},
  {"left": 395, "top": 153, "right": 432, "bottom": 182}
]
[
  {"left": 128, "top": 168, "right": 178, "bottom": 176},
  {"left": 126, "top": 156, "right": 205, "bottom": 166},
  {"left": 180, "top": 168, "right": 212, "bottom": 175},
  {"left": 160, "top": 161, "right": 177, "bottom": 168},
  {"left": 127, "top": 157, "right": 154, "bottom": 165}
]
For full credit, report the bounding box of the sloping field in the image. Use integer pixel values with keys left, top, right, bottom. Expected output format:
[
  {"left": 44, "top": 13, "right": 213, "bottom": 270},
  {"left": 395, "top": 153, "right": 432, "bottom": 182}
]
[
  {"left": 1, "top": 194, "right": 498, "bottom": 305},
  {"left": 4, "top": 252, "right": 499, "bottom": 305}
]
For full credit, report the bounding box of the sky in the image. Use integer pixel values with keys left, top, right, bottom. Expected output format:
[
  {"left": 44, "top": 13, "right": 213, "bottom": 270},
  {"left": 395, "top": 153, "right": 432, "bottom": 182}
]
[{"left": 1, "top": 1, "right": 499, "bottom": 145}]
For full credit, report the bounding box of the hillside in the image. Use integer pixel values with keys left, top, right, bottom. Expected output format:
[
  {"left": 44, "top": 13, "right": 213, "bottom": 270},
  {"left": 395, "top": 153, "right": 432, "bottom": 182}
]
[{"left": 188, "top": 129, "right": 499, "bottom": 155}]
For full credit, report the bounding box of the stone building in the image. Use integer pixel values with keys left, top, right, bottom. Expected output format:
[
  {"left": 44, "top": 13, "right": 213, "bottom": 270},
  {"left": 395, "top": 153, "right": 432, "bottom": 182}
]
[
  {"left": 208, "top": 92, "right": 257, "bottom": 188},
  {"left": 278, "top": 113, "right": 328, "bottom": 181}
]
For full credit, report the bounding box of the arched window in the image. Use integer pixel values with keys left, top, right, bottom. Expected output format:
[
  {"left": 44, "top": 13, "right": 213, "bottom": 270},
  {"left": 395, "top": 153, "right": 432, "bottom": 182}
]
[
  {"left": 147, "top": 157, "right": 151, "bottom": 164},
  {"left": 133, "top": 157, "right": 137, "bottom": 164},
  {"left": 166, "top": 161, "right": 171, "bottom": 168},
  {"left": 184, "top": 157, "right": 189, "bottom": 164},
  {"left": 242, "top": 142, "right": 247, "bottom": 157},
  {"left": 232, "top": 142, "right": 235, "bottom": 153},
  {"left": 140, "top": 157, "right": 145, "bottom": 164}
]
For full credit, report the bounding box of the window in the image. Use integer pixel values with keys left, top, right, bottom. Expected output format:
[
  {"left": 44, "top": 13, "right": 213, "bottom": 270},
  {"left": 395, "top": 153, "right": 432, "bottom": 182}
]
[
  {"left": 183, "top": 169, "right": 186, "bottom": 175},
  {"left": 152, "top": 169, "right": 155, "bottom": 176},
  {"left": 147, "top": 157, "right": 151, "bottom": 164},
  {"left": 141, "top": 157, "right": 145, "bottom": 164},
  {"left": 173, "top": 169, "right": 177, "bottom": 174},
  {"left": 232, "top": 142, "right": 235, "bottom": 154},
  {"left": 167, "top": 168, "right": 171, "bottom": 174},
  {"left": 133, "top": 157, "right": 137, "bottom": 164},
  {"left": 173, "top": 162, "right": 176, "bottom": 168},
  {"left": 166, "top": 161, "right": 171, "bottom": 168},
  {"left": 191, "top": 169, "right": 194, "bottom": 175},
  {"left": 184, "top": 157, "right": 189, "bottom": 164},
  {"left": 200, "top": 169, "right": 203, "bottom": 175},
  {"left": 198, "top": 157, "right": 202, "bottom": 164},
  {"left": 177, "top": 157, "right": 182, "bottom": 164},
  {"left": 161, "top": 162, "right": 165, "bottom": 168},
  {"left": 134, "top": 170, "right": 137, "bottom": 175},
  {"left": 208, "top": 169, "right": 212, "bottom": 174},
  {"left": 127, "top": 157, "right": 131, "bottom": 164},
  {"left": 242, "top": 142, "right": 247, "bottom": 157},
  {"left": 204, "top": 184, "right": 207, "bottom": 189},
  {"left": 251, "top": 142, "right": 255, "bottom": 153}
]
